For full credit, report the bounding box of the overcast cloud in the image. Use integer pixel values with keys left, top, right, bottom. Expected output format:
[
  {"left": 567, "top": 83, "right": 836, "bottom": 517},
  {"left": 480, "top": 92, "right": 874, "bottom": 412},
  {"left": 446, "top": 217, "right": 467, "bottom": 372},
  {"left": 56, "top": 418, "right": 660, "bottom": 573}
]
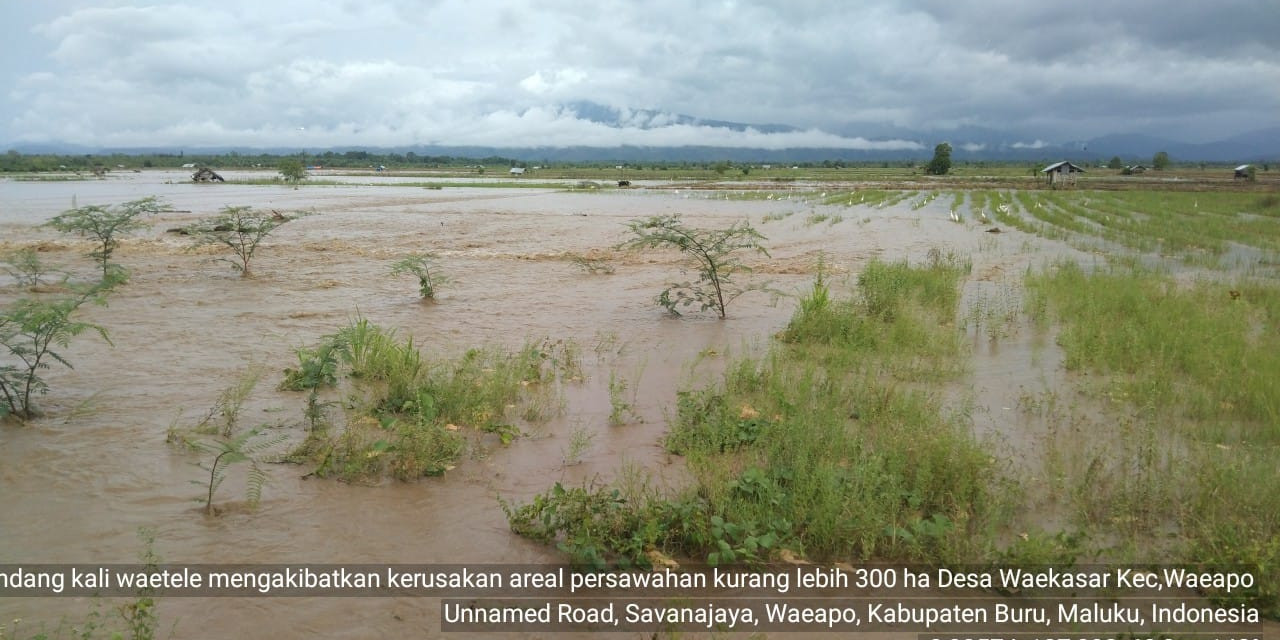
[{"left": 3, "top": 0, "right": 1278, "bottom": 150}]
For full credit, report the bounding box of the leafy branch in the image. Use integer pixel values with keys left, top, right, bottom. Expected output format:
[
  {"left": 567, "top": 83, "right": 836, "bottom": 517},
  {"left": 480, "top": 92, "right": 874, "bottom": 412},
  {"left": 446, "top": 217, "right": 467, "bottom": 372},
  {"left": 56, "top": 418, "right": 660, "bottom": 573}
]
[{"left": 194, "top": 428, "right": 289, "bottom": 515}]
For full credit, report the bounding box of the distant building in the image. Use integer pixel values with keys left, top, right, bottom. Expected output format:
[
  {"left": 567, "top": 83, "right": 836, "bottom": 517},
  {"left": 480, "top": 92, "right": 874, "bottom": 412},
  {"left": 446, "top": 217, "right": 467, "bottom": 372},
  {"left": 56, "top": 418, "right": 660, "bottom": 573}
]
[
  {"left": 1041, "top": 161, "right": 1085, "bottom": 186},
  {"left": 509, "top": 167, "right": 526, "bottom": 175},
  {"left": 181, "top": 163, "right": 196, "bottom": 168},
  {"left": 1235, "top": 164, "right": 1252, "bottom": 179},
  {"left": 1124, "top": 164, "right": 1147, "bottom": 174}
]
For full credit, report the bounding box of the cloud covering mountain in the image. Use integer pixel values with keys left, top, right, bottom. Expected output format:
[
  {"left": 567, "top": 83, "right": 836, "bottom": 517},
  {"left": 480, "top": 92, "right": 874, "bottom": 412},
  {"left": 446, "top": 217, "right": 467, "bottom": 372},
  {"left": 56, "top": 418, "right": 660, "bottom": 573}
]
[{"left": 3, "top": 1, "right": 1278, "bottom": 152}]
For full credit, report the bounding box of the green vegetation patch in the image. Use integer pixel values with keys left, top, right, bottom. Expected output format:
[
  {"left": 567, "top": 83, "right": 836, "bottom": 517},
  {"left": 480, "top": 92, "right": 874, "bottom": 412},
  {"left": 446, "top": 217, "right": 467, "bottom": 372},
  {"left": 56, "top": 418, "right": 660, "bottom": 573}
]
[
  {"left": 506, "top": 253, "right": 1007, "bottom": 569},
  {"left": 283, "top": 319, "right": 578, "bottom": 482},
  {"left": 1028, "top": 261, "right": 1280, "bottom": 615},
  {"left": 1028, "top": 262, "right": 1280, "bottom": 441}
]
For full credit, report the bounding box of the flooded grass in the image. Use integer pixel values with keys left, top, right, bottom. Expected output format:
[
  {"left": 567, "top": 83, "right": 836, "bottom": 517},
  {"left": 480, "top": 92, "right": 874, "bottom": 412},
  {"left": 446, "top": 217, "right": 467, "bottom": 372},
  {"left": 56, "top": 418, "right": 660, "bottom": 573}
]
[
  {"left": 281, "top": 319, "right": 580, "bottom": 482},
  {"left": 506, "top": 252, "right": 1013, "bottom": 567},
  {"left": 4, "top": 169, "right": 1280, "bottom": 633},
  {"left": 1026, "top": 261, "right": 1280, "bottom": 614},
  {"left": 1028, "top": 262, "right": 1280, "bottom": 440}
]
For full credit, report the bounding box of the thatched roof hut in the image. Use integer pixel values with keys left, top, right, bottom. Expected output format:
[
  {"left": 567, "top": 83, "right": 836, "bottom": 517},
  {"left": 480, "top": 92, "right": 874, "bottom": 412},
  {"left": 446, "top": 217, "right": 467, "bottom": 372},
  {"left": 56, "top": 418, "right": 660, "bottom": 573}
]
[{"left": 192, "top": 167, "right": 225, "bottom": 182}]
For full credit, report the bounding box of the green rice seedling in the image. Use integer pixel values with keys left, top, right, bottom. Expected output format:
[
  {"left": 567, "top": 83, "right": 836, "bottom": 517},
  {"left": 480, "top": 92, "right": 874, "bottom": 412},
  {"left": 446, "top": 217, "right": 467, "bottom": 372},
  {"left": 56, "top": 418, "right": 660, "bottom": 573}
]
[
  {"left": 965, "top": 284, "right": 1022, "bottom": 341},
  {"left": 910, "top": 192, "right": 940, "bottom": 210}
]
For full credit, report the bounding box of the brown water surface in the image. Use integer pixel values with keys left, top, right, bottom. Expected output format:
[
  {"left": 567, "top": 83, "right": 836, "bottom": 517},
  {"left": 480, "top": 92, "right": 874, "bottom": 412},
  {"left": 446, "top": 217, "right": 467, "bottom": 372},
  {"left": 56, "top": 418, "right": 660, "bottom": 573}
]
[{"left": 1, "top": 172, "right": 1091, "bottom": 638}]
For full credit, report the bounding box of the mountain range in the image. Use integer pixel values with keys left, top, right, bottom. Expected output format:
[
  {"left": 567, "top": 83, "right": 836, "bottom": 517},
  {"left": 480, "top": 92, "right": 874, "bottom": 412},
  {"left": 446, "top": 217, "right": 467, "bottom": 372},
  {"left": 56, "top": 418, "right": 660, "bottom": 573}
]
[{"left": 7, "top": 102, "right": 1278, "bottom": 164}]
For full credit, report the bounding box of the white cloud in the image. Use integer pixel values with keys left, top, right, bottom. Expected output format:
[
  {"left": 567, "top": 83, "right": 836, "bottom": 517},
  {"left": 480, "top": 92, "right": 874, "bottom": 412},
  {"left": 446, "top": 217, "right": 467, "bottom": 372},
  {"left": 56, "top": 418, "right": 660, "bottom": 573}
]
[
  {"left": 519, "top": 68, "right": 587, "bottom": 96},
  {"left": 2, "top": 0, "right": 1278, "bottom": 148}
]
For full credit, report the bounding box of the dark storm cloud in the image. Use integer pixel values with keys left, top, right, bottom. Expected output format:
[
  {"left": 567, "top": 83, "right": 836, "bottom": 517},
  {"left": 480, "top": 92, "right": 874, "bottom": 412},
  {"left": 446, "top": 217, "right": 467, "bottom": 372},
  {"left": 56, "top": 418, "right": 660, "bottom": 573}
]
[{"left": 1, "top": 0, "right": 1276, "bottom": 148}]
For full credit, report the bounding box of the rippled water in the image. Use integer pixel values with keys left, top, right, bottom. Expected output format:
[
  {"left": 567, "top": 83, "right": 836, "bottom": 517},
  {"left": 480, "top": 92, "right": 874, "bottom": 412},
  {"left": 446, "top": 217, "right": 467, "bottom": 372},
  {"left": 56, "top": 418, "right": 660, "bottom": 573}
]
[{"left": 2, "top": 172, "right": 1069, "bottom": 638}]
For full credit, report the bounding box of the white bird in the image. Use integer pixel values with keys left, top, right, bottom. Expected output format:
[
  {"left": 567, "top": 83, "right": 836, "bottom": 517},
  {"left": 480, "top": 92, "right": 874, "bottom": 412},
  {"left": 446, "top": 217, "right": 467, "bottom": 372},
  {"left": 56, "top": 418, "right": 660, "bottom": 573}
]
[{"left": 949, "top": 210, "right": 961, "bottom": 223}]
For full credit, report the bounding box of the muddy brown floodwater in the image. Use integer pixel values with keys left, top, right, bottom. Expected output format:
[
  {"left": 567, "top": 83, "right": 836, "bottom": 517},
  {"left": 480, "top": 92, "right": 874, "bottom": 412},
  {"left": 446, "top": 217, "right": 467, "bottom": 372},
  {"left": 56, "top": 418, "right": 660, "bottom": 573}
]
[{"left": 2, "top": 172, "right": 1075, "bottom": 638}]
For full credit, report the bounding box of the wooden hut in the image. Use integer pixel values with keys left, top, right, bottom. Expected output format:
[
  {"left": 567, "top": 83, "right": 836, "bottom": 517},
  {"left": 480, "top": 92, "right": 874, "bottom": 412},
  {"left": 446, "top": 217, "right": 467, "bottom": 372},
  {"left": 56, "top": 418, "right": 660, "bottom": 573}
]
[
  {"left": 191, "top": 167, "right": 225, "bottom": 183},
  {"left": 1041, "top": 161, "right": 1085, "bottom": 186}
]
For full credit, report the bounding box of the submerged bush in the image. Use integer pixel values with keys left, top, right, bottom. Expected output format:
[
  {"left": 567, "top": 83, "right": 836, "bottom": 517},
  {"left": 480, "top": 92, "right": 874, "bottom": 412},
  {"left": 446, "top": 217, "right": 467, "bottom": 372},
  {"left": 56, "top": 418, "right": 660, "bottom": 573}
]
[{"left": 390, "top": 253, "right": 450, "bottom": 300}]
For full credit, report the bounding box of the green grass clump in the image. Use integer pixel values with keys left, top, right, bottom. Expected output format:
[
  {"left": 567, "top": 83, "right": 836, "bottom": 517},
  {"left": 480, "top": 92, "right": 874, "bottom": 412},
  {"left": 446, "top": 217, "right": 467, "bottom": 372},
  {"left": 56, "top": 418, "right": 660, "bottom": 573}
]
[
  {"left": 782, "top": 251, "right": 970, "bottom": 380},
  {"left": 285, "top": 319, "right": 577, "bottom": 482}
]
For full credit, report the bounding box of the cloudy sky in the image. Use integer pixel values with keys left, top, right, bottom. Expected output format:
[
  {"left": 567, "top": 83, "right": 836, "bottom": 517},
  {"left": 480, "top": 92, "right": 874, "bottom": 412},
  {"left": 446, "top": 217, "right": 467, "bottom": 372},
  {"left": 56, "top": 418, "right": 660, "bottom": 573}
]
[{"left": 2, "top": 1, "right": 1278, "bottom": 150}]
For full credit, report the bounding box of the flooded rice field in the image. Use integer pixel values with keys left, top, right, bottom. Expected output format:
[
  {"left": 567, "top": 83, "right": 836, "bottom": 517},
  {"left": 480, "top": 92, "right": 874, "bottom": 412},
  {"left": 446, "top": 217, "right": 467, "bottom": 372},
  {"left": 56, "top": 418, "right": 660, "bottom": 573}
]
[{"left": 1, "top": 172, "right": 1116, "bottom": 637}]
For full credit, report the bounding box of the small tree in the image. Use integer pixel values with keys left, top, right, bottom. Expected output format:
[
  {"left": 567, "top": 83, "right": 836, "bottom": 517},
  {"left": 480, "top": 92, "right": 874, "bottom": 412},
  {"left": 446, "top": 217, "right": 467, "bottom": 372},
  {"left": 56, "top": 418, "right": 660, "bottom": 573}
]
[
  {"left": 0, "top": 279, "right": 116, "bottom": 420},
  {"left": 1108, "top": 156, "right": 1123, "bottom": 170},
  {"left": 2, "top": 248, "right": 63, "bottom": 287},
  {"left": 390, "top": 253, "right": 450, "bottom": 300},
  {"left": 278, "top": 158, "right": 307, "bottom": 184},
  {"left": 45, "top": 196, "right": 165, "bottom": 278},
  {"left": 617, "top": 215, "right": 770, "bottom": 319},
  {"left": 187, "top": 206, "right": 291, "bottom": 277},
  {"left": 1153, "top": 151, "right": 1171, "bottom": 170},
  {"left": 195, "top": 428, "right": 288, "bottom": 515},
  {"left": 925, "top": 143, "right": 952, "bottom": 176}
]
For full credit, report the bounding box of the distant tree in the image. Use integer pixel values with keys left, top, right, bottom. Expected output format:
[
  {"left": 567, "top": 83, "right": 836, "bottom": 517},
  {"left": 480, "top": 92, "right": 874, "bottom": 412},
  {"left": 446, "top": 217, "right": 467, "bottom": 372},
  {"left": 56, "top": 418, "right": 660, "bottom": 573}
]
[
  {"left": 1108, "top": 156, "right": 1123, "bottom": 170},
  {"left": 712, "top": 161, "right": 730, "bottom": 175},
  {"left": 278, "top": 158, "right": 307, "bottom": 183},
  {"left": 1153, "top": 151, "right": 1171, "bottom": 170},
  {"left": 925, "top": 143, "right": 953, "bottom": 176}
]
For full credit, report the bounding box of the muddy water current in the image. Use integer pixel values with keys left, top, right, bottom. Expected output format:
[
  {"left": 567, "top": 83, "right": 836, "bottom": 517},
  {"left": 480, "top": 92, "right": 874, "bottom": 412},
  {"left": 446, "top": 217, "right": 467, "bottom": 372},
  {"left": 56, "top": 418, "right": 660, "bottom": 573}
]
[{"left": 2, "top": 172, "right": 1083, "bottom": 638}]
